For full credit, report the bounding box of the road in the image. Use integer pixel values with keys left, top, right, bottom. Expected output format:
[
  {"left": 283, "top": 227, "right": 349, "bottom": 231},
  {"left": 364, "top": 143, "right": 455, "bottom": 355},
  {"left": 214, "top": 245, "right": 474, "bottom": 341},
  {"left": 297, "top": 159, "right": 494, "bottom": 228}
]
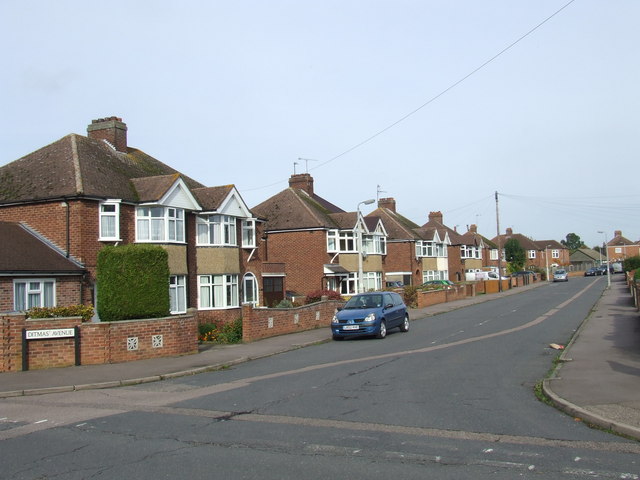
[{"left": 1, "top": 276, "right": 639, "bottom": 479}]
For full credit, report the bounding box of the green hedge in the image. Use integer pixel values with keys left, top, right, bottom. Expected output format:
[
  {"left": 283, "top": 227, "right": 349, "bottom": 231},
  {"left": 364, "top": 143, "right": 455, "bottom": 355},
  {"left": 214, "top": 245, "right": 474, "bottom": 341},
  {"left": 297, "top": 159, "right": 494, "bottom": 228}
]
[
  {"left": 97, "top": 244, "right": 170, "bottom": 322},
  {"left": 27, "top": 305, "right": 94, "bottom": 322}
]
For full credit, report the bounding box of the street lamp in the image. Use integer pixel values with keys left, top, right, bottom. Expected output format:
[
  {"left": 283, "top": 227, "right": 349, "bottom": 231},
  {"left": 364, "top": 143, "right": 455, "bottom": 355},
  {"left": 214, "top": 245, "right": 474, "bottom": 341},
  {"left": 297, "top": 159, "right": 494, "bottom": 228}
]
[
  {"left": 357, "top": 199, "right": 375, "bottom": 293},
  {"left": 598, "top": 231, "right": 611, "bottom": 287},
  {"left": 545, "top": 245, "right": 551, "bottom": 282}
]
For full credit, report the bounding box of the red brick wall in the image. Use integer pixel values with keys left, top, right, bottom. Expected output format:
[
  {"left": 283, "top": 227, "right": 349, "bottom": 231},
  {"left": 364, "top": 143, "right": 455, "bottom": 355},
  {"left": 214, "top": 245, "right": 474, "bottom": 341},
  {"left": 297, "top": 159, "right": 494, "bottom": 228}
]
[
  {"left": 385, "top": 241, "right": 420, "bottom": 286},
  {"left": 0, "top": 313, "right": 197, "bottom": 372},
  {"left": 416, "top": 285, "right": 469, "bottom": 308},
  {"left": 265, "top": 230, "right": 331, "bottom": 295},
  {"left": 242, "top": 300, "right": 341, "bottom": 342}
]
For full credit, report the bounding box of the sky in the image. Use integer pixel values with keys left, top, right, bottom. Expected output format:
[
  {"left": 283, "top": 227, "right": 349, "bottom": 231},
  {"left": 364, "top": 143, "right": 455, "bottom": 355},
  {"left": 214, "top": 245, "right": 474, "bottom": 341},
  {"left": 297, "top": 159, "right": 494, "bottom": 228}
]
[{"left": 1, "top": 0, "right": 638, "bottom": 249}]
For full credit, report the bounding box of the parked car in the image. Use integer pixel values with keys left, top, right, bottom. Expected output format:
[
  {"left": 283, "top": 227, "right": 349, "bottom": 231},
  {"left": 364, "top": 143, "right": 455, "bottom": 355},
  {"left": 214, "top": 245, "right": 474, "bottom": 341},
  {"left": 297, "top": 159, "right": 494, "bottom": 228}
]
[
  {"left": 420, "top": 279, "right": 455, "bottom": 289},
  {"left": 331, "top": 291, "right": 409, "bottom": 340},
  {"left": 597, "top": 265, "right": 612, "bottom": 275},
  {"left": 584, "top": 267, "right": 600, "bottom": 277},
  {"left": 385, "top": 281, "right": 404, "bottom": 288},
  {"left": 553, "top": 269, "right": 569, "bottom": 282}
]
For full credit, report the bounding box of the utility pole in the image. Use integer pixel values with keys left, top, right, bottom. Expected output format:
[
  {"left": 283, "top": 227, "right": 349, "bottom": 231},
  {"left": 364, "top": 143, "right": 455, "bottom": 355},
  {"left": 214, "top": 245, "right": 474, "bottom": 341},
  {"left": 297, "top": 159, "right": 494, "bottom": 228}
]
[{"left": 495, "top": 191, "right": 503, "bottom": 292}]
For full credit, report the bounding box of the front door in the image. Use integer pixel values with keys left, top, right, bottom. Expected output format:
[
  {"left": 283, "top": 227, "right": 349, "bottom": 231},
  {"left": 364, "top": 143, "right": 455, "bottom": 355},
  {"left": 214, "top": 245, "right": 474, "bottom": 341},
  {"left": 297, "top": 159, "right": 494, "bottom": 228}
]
[{"left": 263, "top": 276, "right": 284, "bottom": 307}]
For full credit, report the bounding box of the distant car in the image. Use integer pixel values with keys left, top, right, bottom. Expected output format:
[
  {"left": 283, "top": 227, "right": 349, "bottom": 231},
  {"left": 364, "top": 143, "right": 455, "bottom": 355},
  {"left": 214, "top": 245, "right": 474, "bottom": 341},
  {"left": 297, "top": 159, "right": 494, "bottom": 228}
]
[
  {"left": 385, "top": 281, "right": 404, "bottom": 288},
  {"left": 420, "top": 280, "right": 455, "bottom": 289},
  {"left": 331, "top": 291, "right": 409, "bottom": 340},
  {"left": 553, "top": 269, "right": 569, "bottom": 282},
  {"left": 597, "top": 265, "right": 612, "bottom": 275},
  {"left": 584, "top": 267, "right": 599, "bottom": 277}
]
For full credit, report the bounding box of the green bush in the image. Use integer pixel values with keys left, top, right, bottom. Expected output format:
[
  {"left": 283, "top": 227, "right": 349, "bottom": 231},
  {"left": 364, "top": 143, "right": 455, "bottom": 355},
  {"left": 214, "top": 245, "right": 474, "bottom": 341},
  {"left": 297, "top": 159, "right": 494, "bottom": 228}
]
[
  {"left": 403, "top": 285, "right": 418, "bottom": 308},
  {"left": 97, "top": 244, "right": 170, "bottom": 322},
  {"left": 27, "top": 305, "right": 94, "bottom": 322},
  {"left": 275, "top": 299, "right": 294, "bottom": 308},
  {"left": 624, "top": 256, "right": 640, "bottom": 272},
  {"left": 199, "top": 318, "right": 243, "bottom": 343}
]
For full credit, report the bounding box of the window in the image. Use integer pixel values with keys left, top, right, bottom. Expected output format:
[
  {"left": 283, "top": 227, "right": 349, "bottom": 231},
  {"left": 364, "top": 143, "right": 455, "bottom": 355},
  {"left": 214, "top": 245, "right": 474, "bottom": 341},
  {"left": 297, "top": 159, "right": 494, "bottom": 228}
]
[
  {"left": 14, "top": 279, "right": 55, "bottom": 311},
  {"left": 490, "top": 249, "right": 499, "bottom": 260},
  {"left": 363, "top": 235, "right": 386, "bottom": 255},
  {"left": 99, "top": 200, "right": 120, "bottom": 240},
  {"left": 242, "top": 220, "right": 256, "bottom": 248},
  {"left": 528, "top": 250, "right": 536, "bottom": 259},
  {"left": 416, "top": 241, "right": 447, "bottom": 257},
  {"left": 196, "top": 215, "right": 237, "bottom": 246},
  {"left": 422, "top": 270, "right": 449, "bottom": 283},
  {"left": 198, "top": 274, "right": 239, "bottom": 309},
  {"left": 551, "top": 249, "right": 560, "bottom": 259},
  {"left": 362, "top": 271, "right": 382, "bottom": 291},
  {"left": 339, "top": 273, "right": 357, "bottom": 295},
  {"left": 461, "top": 245, "right": 480, "bottom": 259},
  {"left": 136, "top": 207, "right": 185, "bottom": 242},
  {"left": 169, "top": 275, "right": 187, "bottom": 314},
  {"left": 326, "top": 230, "right": 356, "bottom": 253},
  {"left": 243, "top": 273, "right": 258, "bottom": 305}
]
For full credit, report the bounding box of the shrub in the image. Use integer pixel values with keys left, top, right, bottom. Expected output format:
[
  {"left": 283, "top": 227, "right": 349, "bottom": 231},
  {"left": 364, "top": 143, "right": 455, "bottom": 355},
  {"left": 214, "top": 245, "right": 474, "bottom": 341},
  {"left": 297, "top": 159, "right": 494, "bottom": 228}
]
[
  {"left": 198, "top": 318, "right": 243, "bottom": 343},
  {"left": 304, "top": 289, "right": 343, "bottom": 304},
  {"left": 27, "top": 305, "right": 94, "bottom": 322},
  {"left": 624, "top": 256, "right": 640, "bottom": 272},
  {"left": 276, "top": 299, "right": 294, "bottom": 308},
  {"left": 97, "top": 244, "right": 170, "bottom": 322},
  {"left": 403, "top": 285, "right": 418, "bottom": 308}
]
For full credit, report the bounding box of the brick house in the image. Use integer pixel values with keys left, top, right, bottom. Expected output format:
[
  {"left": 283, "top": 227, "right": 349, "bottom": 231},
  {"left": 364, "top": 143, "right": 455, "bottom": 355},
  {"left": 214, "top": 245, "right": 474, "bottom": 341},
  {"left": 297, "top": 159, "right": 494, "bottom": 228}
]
[
  {"left": 492, "top": 228, "right": 569, "bottom": 274},
  {"left": 0, "top": 117, "right": 260, "bottom": 324},
  {"left": 606, "top": 230, "right": 640, "bottom": 262},
  {"left": 417, "top": 211, "right": 462, "bottom": 282},
  {"left": 0, "top": 221, "right": 86, "bottom": 312},
  {"left": 252, "top": 173, "right": 387, "bottom": 300},
  {"left": 458, "top": 224, "right": 501, "bottom": 276}
]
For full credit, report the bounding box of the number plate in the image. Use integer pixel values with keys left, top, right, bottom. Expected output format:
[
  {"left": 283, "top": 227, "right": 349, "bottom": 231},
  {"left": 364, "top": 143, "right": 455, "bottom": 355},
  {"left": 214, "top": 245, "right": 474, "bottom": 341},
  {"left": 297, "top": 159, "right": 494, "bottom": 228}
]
[{"left": 342, "top": 325, "right": 359, "bottom": 330}]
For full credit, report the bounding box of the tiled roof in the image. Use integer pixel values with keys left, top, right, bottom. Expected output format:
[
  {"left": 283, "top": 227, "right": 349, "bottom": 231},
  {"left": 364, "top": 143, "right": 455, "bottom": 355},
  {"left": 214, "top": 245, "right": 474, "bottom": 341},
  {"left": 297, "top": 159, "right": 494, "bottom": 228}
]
[
  {"left": 493, "top": 232, "right": 540, "bottom": 251},
  {"left": 252, "top": 188, "right": 344, "bottom": 231},
  {"left": 368, "top": 207, "right": 420, "bottom": 241},
  {"left": 192, "top": 185, "right": 235, "bottom": 211},
  {"left": 421, "top": 218, "right": 464, "bottom": 245},
  {"left": 609, "top": 234, "right": 634, "bottom": 246},
  {"left": 534, "top": 239, "right": 565, "bottom": 250},
  {"left": 0, "top": 134, "right": 205, "bottom": 204},
  {"left": 0, "top": 222, "right": 85, "bottom": 274}
]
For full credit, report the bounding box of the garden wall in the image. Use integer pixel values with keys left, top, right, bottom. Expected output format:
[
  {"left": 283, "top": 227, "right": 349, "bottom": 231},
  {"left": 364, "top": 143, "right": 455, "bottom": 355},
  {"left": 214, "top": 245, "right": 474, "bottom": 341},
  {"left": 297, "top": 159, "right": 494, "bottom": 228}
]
[
  {"left": 242, "top": 300, "right": 342, "bottom": 342},
  {"left": 0, "top": 313, "right": 198, "bottom": 372}
]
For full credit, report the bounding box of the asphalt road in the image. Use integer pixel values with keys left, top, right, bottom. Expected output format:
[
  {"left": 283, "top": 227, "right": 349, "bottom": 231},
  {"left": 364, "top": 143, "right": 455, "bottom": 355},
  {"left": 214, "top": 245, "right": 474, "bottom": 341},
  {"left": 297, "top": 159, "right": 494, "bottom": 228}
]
[{"left": 2, "top": 276, "right": 639, "bottom": 479}]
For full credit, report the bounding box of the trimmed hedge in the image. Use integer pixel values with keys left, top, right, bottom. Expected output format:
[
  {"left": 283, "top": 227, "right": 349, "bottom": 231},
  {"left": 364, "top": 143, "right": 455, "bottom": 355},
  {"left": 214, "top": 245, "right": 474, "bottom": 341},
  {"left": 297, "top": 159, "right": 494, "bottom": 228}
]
[
  {"left": 27, "top": 305, "right": 94, "bottom": 322},
  {"left": 97, "top": 244, "right": 170, "bottom": 322}
]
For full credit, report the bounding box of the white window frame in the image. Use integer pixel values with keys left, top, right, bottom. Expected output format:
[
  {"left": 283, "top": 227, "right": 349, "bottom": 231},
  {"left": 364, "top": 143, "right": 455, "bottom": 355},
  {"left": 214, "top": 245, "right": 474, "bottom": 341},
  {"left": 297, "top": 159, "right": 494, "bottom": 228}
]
[
  {"left": 196, "top": 215, "right": 237, "bottom": 246},
  {"left": 528, "top": 250, "right": 536, "bottom": 259},
  {"left": 490, "top": 249, "right": 499, "bottom": 260},
  {"left": 242, "top": 273, "right": 258, "bottom": 305},
  {"left": 169, "top": 275, "right": 187, "bottom": 314},
  {"left": 339, "top": 272, "right": 358, "bottom": 295},
  {"left": 136, "top": 206, "right": 185, "bottom": 243},
  {"left": 241, "top": 219, "right": 256, "bottom": 248},
  {"left": 13, "top": 279, "right": 56, "bottom": 311},
  {"left": 198, "top": 274, "right": 239, "bottom": 309},
  {"left": 362, "top": 271, "right": 382, "bottom": 291},
  {"left": 327, "top": 229, "right": 357, "bottom": 253},
  {"left": 363, "top": 234, "right": 387, "bottom": 255},
  {"left": 551, "top": 249, "right": 560, "bottom": 259},
  {"left": 99, "top": 200, "right": 121, "bottom": 241},
  {"left": 422, "top": 270, "right": 449, "bottom": 283}
]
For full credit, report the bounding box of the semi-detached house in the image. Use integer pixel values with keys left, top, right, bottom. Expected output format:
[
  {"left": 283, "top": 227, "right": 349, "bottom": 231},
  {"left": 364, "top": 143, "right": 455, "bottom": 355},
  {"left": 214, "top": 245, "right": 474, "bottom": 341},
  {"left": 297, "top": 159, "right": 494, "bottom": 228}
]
[
  {"left": 252, "top": 173, "right": 387, "bottom": 300},
  {"left": 0, "top": 117, "right": 261, "bottom": 324}
]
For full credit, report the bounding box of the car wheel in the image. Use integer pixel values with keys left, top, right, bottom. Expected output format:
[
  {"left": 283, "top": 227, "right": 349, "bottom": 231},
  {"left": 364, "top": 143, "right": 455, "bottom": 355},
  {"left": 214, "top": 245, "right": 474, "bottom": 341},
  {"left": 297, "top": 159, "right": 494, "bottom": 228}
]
[
  {"left": 376, "top": 321, "right": 387, "bottom": 339},
  {"left": 399, "top": 315, "right": 409, "bottom": 332}
]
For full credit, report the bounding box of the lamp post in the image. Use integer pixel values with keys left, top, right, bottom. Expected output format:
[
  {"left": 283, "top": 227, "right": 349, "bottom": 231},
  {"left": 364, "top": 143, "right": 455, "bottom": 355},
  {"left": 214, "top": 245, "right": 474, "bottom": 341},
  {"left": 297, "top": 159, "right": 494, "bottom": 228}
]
[
  {"left": 357, "top": 199, "right": 375, "bottom": 293},
  {"left": 598, "top": 231, "right": 611, "bottom": 287},
  {"left": 545, "top": 245, "right": 551, "bottom": 282}
]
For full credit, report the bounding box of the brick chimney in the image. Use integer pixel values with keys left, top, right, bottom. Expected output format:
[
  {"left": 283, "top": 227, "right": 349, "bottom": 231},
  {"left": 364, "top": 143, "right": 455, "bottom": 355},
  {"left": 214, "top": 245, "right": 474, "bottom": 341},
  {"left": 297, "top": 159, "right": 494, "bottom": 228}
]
[
  {"left": 87, "top": 117, "right": 128, "bottom": 152},
  {"left": 469, "top": 224, "right": 477, "bottom": 233},
  {"left": 288, "top": 173, "right": 314, "bottom": 195},
  {"left": 614, "top": 230, "right": 622, "bottom": 238},
  {"left": 428, "top": 211, "right": 443, "bottom": 224},
  {"left": 378, "top": 197, "right": 396, "bottom": 212},
  {"left": 506, "top": 227, "right": 513, "bottom": 235}
]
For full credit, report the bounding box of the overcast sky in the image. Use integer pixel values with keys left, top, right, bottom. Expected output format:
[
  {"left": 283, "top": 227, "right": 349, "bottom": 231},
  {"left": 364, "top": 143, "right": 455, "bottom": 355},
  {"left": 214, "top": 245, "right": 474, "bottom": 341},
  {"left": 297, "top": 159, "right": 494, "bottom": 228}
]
[{"left": 1, "top": 1, "right": 638, "bottom": 248}]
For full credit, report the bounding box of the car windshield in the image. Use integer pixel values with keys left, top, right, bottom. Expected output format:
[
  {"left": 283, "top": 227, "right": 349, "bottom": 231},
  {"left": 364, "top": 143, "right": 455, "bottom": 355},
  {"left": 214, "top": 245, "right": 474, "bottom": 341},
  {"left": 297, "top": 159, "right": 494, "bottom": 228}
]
[
  {"left": 555, "top": 270, "right": 566, "bottom": 274},
  {"left": 344, "top": 294, "right": 383, "bottom": 309}
]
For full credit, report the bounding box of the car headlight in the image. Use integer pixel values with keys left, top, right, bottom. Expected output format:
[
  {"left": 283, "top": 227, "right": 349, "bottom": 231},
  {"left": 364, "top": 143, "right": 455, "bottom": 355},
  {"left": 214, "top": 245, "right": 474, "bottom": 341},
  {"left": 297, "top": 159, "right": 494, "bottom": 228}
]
[
  {"left": 332, "top": 315, "right": 339, "bottom": 324},
  {"left": 363, "top": 312, "right": 376, "bottom": 324}
]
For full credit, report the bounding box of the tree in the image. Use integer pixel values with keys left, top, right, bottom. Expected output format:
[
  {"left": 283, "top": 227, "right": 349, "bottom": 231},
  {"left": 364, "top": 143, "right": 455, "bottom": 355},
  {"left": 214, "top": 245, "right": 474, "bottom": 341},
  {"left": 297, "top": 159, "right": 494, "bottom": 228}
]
[
  {"left": 561, "top": 233, "right": 584, "bottom": 252},
  {"left": 504, "top": 238, "right": 525, "bottom": 273}
]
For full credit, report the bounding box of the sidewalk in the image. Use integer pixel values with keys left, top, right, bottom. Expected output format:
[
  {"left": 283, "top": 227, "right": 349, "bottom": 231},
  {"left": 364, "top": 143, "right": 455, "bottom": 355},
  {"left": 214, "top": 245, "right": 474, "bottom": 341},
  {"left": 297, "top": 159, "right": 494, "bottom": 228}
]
[
  {"left": 543, "top": 274, "right": 640, "bottom": 440},
  {"left": 2, "top": 278, "right": 639, "bottom": 441}
]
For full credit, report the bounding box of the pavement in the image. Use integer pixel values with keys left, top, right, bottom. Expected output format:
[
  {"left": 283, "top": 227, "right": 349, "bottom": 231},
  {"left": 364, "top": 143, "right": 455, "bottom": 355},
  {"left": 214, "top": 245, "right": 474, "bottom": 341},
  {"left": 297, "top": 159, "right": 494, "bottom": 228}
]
[{"left": 1, "top": 276, "right": 639, "bottom": 441}]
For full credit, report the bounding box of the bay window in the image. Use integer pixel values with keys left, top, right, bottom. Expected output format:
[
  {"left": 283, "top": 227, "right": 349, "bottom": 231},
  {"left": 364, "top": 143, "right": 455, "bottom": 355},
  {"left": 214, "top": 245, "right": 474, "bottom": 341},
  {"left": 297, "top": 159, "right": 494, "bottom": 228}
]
[
  {"left": 199, "top": 274, "right": 239, "bottom": 309},
  {"left": 136, "top": 206, "right": 185, "bottom": 242},
  {"left": 169, "top": 275, "right": 187, "bottom": 314},
  {"left": 197, "top": 215, "right": 237, "bottom": 246}
]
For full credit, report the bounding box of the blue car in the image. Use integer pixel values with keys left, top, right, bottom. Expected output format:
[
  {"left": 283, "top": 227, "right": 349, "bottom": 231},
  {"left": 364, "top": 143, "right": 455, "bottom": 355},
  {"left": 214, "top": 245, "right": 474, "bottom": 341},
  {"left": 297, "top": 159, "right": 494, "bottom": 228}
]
[{"left": 331, "top": 291, "right": 409, "bottom": 340}]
